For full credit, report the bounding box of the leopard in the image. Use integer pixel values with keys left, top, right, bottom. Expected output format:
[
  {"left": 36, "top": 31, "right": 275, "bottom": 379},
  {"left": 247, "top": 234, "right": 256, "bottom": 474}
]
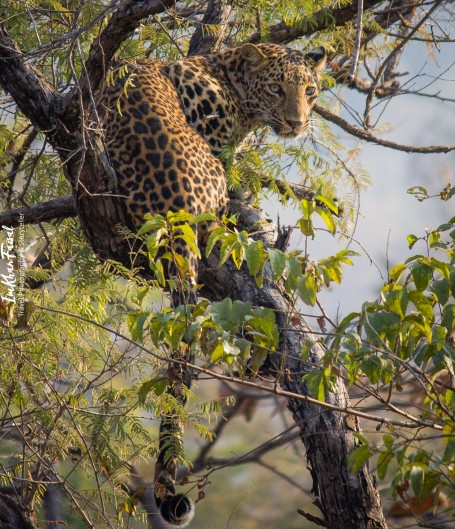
[{"left": 99, "top": 42, "right": 326, "bottom": 528}]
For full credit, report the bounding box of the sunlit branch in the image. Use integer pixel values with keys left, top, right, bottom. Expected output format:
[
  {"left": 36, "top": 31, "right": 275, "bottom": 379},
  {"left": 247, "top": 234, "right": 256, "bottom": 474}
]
[{"left": 314, "top": 104, "right": 455, "bottom": 153}]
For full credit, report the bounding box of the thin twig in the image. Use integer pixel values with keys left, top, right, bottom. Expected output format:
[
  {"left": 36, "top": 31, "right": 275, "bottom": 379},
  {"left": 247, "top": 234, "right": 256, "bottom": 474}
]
[
  {"left": 364, "top": 0, "right": 444, "bottom": 129},
  {"left": 348, "top": 0, "right": 364, "bottom": 81}
]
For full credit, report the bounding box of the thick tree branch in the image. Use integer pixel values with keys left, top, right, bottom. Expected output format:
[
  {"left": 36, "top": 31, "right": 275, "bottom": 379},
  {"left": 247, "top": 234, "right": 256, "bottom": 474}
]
[
  {"left": 0, "top": 26, "right": 62, "bottom": 132},
  {"left": 0, "top": 197, "right": 76, "bottom": 228},
  {"left": 64, "top": 0, "right": 175, "bottom": 113},
  {"left": 187, "top": 0, "right": 233, "bottom": 56},
  {"left": 314, "top": 104, "right": 455, "bottom": 154},
  {"left": 0, "top": 176, "right": 319, "bottom": 230},
  {"left": 248, "top": 0, "right": 384, "bottom": 44}
]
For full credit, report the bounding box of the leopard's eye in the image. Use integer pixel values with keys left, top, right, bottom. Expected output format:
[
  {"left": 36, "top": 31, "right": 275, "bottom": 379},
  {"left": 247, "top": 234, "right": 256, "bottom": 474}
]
[
  {"left": 269, "top": 83, "right": 283, "bottom": 95},
  {"left": 306, "top": 86, "right": 317, "bottom": 96}
]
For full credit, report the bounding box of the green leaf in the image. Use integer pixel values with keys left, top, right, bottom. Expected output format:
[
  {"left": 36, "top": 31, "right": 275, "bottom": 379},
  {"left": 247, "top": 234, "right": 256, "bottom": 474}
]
[
  {"left": 168, "top": 210, "right": 193, "bottom": 224},
  {"left": 128, "top": 312, "right": 148, "bottom": 341},
  {"left": 406, "top": 234, "right": 419, "bottom": 249},
  {"left": 389, "top": 263, "right": 407, "bottom": 282},
  {"left": 430, "top": 278, "right": 450, "bottom": 305},
  {"left": 194, "top": 421, "right": 214, "bottom": 441},
  {"left": 383, "top": 287, "right": 408, "bottom": 319},
  {"left": 304, "top": 371, "right": 325, "bottom": 401},
  {"left": 175, "top": 223, "right": 200, "bottom": 259},
  {"left": 251, "top": 348, "right": 268, "bottom": 372},
  {"left": 301, "top": 340, "right": 316, "bottom": 362},
  {"left": 364, "top": 311, "right": 401, "bottom": 345},
  {"left": 210, "top": 341, "right": 225, "bottom": 363},
  {"left": 193, "top": 212, "right": 216, "bottom": 224},
  {"left": 297, "top": 273, "right": 317, "bottom": 306},
  {"left": 445, "top": 389, "right": 455, "bottom": 408},
  {"left": 360, "top": 355, "right": 382, "bottom": 384},
  {"left": 314, "top": 193, "right": 339, "bottom": 214},
  {"left": 443, "top": 439, "right": 455, "bottom": 463},
  {"left": 138, "top": 216, "right": 167, "bottom": 235},
  {"left": 410, "top": 465, "right": 425, "bottom": 500},
  {"left": 442, "top": 304, "right": 455, "bottom": 331},
  {"left": 431, "top": 325, "right": 447, "bottom": 351},
  {"left": 300, "top": 198, "right": 312, "bottom": 218},
  {"left": 151, "top": 258, "right": 166, "bottom": 287},
  {"left": 138, "top": 376, "right": 167, "bottom": 403},
  {"left": 408, "top": 186, "right": 429, "bottom": 201},
  {"left": 299, "top": 218, "right": 315, "bottom": 237},
  {"left": 136, "top": 286, "right": 150, "bottom": 305},
  {"left": 315, "top": 206, "right": 336, "bottom": 234},
  {"left": 219, "top": 234, "right": 238, "bottom": 265},
  {"left": 285, "top": 258, "right": 301, "bottom": 291},
  {"left": 205, "top": 226, "right": 226, "bottom": 257},
  {"left": 408, "top": 290, "right": 434, "bottom": 323},
  {"left": 411, "top": 263, "right": 432, "bottom": 291},
  {"left": 450, "top": 269, "right": 455, "bottom": 298},
  {"left": 245, "top": 240, "right": 263, "bottom": 277},
  {"left": 234, "top": 338, "right": 251, "bottom": 360},
  {"left": 268, "top": 248, "right": 287, "bottom": 279},
  {"left": 383, "top": 435, "right": 394, "bottom": 450},
  {"left": 353, "top": 432, "right": 369, "bottom": 446},
  {"left": 404, "top": 313, "right": 432, "bottom": 341},
  {"left": 232, "top": 300, "right": 254, "bottom": 324},
  {"left": 231, "top": 242, "right": 245, "bottom": 269},
  {"left": 210, "top": 297, "right": 233, "bottom": 324},
  {"left": 377, "top": 450, "right": 393, "bottom": 481},
  {"left": 348, "top": 445, "right": 374, "bottom": 474}
]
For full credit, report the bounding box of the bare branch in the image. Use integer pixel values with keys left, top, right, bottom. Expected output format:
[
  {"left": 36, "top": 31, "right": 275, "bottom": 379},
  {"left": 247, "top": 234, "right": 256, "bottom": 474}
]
[
  {"left": 364, "top": 0, "right": 444, "bottom": 128},
  {"left": 0, "top": 197, "right": 76, "bottom": 228},
  {"left": 314, "top": 104, "right": 455, "bottom": 153},
  {"left": 347, "top": 0, "right": 364, "bottom": 81}
]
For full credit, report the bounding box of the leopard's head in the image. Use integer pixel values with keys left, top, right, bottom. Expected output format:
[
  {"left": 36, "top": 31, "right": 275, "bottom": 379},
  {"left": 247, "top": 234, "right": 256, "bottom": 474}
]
[{"left": 239, "top": 43, "right": 326, "bottom": 139}]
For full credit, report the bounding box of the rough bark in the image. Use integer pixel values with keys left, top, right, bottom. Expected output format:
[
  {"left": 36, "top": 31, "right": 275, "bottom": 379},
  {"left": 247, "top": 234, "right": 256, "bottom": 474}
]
[
  {"left": 0, "top": 197, "right": 76, "bottom": 228},
  {"left": 187, "top": 0, "right": 233, "bottom": 56},
  {"left": 0, "top": 494, "right": 38, "bottom": 529},
  {"left": 0, "top": 26, "right": 62, "bottom": 132}
]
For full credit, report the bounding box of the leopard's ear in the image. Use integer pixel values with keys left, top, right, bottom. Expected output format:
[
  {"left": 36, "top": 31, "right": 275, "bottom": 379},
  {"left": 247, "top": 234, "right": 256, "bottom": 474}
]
[
  {"left": 305, "top": 46, "right": 327, "bottom": 73},
  {"left": 240, "top": 44, "right": 267, "bottom": 66}
]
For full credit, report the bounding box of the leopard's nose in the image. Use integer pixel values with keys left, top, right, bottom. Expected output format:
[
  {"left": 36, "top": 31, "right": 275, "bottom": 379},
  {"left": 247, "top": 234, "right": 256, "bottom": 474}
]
[{"left": 286, "top": 118, "right": 305, "bottom": 129}]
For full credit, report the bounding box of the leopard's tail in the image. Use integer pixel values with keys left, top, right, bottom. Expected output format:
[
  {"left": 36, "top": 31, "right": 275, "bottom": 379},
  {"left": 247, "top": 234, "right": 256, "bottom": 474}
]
[
  {"left": 154, "top": 239, "right": 197, "bottom": 527},
  {"left": 154, "top": 419, "right": 195, "bottom": 527}
]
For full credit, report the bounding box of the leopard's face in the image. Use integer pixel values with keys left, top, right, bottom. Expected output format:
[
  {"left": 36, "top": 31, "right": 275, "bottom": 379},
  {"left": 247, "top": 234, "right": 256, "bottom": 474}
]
[{"left": 239, "top": 44, "right": 326, "bottom": 139}]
